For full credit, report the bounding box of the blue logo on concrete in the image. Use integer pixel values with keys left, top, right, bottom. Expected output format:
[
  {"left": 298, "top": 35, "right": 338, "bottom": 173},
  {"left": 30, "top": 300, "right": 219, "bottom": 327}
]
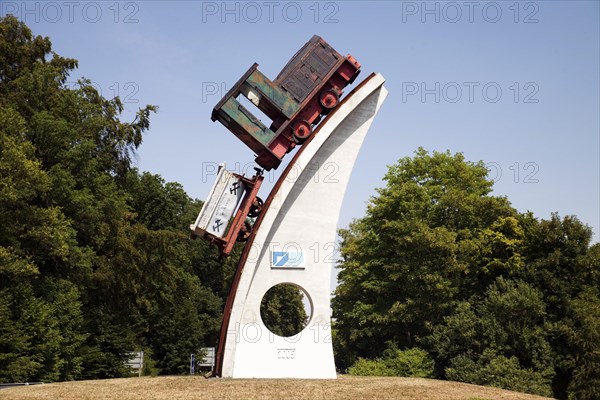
[{"left": 272, "top": 251, "right": 304, "bottom": 268}]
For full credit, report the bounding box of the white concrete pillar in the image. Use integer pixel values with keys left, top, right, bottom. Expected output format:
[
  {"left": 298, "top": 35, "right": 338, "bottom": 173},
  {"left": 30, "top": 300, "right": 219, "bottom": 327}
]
[{"left": 222, "top": 74, "right": 388, "bottom": 378}]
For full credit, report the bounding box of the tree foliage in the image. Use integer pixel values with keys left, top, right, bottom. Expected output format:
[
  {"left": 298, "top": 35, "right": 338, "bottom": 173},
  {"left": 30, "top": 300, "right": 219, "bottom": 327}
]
[
  {"left": 333, "top": 148, "right": 599, "bottom": 398},
  {"left": 0, "top": 15, "right": 225, "bottom": 381},
  {"left": 428, "top": 277, "right": 554, "bottom": 396},
  {"left": 348, "top": 344, "right": 434, "bottom": 378},
  {"left": 333, "top": 149, "right": 518, "bottom": 364},
  {"left": 260, "top": 284, "right": 308, "bottom": 337}
]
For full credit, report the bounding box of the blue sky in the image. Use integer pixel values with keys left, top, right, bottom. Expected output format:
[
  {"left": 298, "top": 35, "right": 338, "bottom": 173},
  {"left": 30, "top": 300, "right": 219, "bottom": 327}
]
[{"left": 3, "top": 1, "right": 599, "bottom": 246}]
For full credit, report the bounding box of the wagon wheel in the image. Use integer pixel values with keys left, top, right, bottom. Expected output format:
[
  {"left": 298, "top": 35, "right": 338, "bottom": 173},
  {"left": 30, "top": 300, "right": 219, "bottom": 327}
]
[
  {"left": 236, "top": 221, "right": 252, "bottom": 242},
  {"left": 319, "top": 89, "right": 340, "bottom": 109},
  {"left": 247, "top": 196, "right": 264, "bottom": 218},
  {"left": 292, "top": 120, "right": 312, "bottom": 142}
]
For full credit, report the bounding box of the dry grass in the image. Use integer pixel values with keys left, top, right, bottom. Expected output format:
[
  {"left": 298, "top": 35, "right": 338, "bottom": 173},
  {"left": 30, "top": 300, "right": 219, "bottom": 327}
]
[{"left": 0, "top": 375, "right": 554, "bottom": 400}]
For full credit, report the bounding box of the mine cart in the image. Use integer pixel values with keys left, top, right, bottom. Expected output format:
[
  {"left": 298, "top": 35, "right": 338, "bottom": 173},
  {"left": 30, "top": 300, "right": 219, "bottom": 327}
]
[{"left": 211, "top": 35, "right": 361, "bottom": 170}]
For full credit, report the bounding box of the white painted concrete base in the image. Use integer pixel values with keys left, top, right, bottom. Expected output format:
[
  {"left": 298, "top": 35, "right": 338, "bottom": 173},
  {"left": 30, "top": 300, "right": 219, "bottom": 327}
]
[{"left": 222, "top": 74, "right": 388, "bottom": 378}]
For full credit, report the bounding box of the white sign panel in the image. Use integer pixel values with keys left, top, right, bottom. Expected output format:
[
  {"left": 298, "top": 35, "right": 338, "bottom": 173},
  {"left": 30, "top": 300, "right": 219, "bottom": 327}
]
[
  {"left": 125, "top": 351, "right": 144, "bottom": 376},
  {"left": 191, "top": 164, "right": 245, "bottom": 238},
  {"left": 198, "top": 347, "right": 216, "bottom": 367}
]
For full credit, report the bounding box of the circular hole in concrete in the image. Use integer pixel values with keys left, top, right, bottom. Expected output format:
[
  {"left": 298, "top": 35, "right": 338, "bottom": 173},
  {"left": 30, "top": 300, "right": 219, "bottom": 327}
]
[{"left": 260, "top": 283, "right": 312, "bottom": 337}]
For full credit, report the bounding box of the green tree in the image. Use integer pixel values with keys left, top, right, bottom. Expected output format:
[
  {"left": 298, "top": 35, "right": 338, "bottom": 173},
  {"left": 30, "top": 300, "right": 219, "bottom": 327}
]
[
  {"left": 124, "top": 224, "right": 222, "bottom": 375},
  {"left": 445, "top": 350, "right": 553, "bottom": 397},
  {"left": 332, "top": 148, "right": 519, "bottom": 367},
  {"left": 126, "top": 172, "right": 195, "bottom": 232},
  {"left": 348, "top": 343, "right": 435, "bottom": 378},
  {"left": 0, "top": 15, "right": 225, "bottom": 381},
  {"left": 564, "top": 286, "right": 600, "bottom": 400},
  {"left": 0, "top": 23, "right": 90, "bottom": 380},
  {"left": 260, "top": 284, "right": 308, "bottom": 337},
  {"left": 427, "top": 277, "right": 555, "bottom": 396},
  {"left": 518, "top": 214, "right": 598, "bottom": 398}
]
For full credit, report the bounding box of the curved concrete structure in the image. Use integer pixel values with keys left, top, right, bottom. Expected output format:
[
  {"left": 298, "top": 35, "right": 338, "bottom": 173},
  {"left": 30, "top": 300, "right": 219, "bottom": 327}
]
[{"left": 221, "top": 73, "right": 388, "bottom": 378}]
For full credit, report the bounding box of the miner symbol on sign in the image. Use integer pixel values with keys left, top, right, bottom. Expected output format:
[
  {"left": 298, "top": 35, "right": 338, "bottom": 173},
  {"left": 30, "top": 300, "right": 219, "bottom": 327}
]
[
  {"left": 213, "top": 219, "right": 223, "bottom": 233},
  {"left": 230, "top": 182, "right": 241, "bottom": 195}
]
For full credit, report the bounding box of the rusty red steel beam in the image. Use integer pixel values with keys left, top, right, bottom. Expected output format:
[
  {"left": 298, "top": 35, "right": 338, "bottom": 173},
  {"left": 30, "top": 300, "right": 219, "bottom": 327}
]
[{"left": 221, "top": 174, "right": 264, "bottom": 256}]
